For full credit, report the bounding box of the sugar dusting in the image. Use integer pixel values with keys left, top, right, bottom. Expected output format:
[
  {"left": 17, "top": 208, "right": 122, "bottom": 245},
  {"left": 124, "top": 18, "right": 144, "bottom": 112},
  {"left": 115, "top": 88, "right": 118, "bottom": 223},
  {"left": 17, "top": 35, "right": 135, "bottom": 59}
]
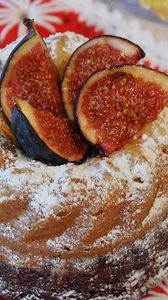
[
  {"left": 0, "top": 32, "right": 168, "bottom": 300},
  {"left": 46, "top": 31, "right": 88, "bottom": 58}
]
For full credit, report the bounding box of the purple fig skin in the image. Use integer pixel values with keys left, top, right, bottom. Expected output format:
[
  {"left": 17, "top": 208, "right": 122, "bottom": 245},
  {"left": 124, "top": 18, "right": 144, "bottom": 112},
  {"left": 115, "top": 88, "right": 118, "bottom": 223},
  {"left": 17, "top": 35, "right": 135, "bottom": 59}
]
[
  {"left": 11, "top": 105, "right": 89, "bottom": 165},
  {"left": 11, "top": 107, "right": 67, "bottom": 165}
]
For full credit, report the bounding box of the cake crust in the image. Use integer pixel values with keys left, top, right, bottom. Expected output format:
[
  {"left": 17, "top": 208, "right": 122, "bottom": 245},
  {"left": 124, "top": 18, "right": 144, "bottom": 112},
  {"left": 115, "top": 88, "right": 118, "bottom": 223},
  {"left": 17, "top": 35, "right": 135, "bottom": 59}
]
[
  {"left": 0, "top": 32, "right": 168, "bottom": 300},
  {"left": 0, "top": 219, "right": 168, "bottom": 299}
]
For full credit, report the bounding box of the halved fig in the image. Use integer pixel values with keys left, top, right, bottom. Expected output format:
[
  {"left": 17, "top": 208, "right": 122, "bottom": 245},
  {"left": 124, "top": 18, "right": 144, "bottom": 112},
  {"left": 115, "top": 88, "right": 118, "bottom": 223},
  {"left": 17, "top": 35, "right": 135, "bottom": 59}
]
[
  {"left": 75, "top": 65, "right": 168, "bottom": 155},
  {"left": 11, "top": 99, "right": 88, "bottom": 164},
  {"left": 62, "top": 35, "right": 145, "bottom": 121},
  {"left": 1, "top": 18, "right": 63, "bottom": 121}
]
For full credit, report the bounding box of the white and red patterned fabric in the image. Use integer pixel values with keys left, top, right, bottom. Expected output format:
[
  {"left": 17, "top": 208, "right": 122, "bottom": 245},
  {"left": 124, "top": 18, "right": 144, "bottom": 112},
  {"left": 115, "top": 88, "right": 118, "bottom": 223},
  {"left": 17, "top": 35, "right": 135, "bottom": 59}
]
[
  {"left": 145, "top": 277, "right": 168, "bottom": 299},
  {"left": 0, "top": 0, "right": 103, "bottom": 49},
  {"left": 0, "top": 1, "right": 167, "bottom": 299}
]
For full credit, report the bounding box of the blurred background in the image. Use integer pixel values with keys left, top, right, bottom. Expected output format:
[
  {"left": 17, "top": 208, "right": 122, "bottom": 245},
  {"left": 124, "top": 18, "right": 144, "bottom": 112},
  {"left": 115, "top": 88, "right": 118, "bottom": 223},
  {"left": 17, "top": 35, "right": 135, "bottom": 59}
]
[{"left": 0, "top": 0, "right": 168, "bottom": 73}]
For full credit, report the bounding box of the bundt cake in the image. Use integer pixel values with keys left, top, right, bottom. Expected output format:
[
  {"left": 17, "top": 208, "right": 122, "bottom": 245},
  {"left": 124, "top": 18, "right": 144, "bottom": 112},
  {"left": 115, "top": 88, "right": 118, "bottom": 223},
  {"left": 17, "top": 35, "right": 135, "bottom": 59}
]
[{"left": 0, "top": 27, "right": 168, "bottom": 300}]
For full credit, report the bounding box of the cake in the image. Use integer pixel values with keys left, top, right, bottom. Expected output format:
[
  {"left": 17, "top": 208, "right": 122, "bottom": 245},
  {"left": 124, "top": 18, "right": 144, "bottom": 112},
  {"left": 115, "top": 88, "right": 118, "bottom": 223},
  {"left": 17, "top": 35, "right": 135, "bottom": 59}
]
[{"left": 0, "top": 29, "right": 168, "bottom": 300}]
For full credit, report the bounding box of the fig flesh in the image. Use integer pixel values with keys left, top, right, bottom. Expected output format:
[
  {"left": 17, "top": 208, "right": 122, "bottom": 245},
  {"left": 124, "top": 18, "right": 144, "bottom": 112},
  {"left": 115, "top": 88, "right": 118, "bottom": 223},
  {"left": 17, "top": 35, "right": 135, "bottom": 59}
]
[
  {"left": 62, "top": 35, "right": 145, "bottom": 121},
  {"left": 11, "top": 99, "right": 88, "bottom": 164},
  {"left": 1, "top": 19, "right": 63, "bottom": 121},
  {"left": 75, "top": 65, "right": 168, "bottom": 155}
]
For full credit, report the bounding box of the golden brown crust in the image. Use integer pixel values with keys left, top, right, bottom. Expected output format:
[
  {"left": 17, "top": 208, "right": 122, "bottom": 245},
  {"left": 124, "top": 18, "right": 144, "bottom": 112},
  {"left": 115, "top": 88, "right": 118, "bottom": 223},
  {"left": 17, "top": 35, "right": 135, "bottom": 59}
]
[
  {"left": 0, "top": 32, "right": 167, "bottom": 299},
  {"left": 0, "top": 104, "right": 167, "bottom": 262},
  {"left": 0, "top": 111, "right": 15, "bottom": 144}
]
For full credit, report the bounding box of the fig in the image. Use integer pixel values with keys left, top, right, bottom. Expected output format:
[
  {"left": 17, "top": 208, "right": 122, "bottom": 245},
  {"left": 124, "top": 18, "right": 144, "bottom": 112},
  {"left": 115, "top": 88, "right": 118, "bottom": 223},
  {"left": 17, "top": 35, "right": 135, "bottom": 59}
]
[
  {"left": 11, "top": 99, "right": 88, "bottom": 164},
  {"left": 0, "top": 18, "right": 63, "bottom": 121},
  {"left": 62, "top": 35, "right": 145, "bottom": 121},
  {"left": 75, "top": 65, "right": 168, "bottom": 155}
]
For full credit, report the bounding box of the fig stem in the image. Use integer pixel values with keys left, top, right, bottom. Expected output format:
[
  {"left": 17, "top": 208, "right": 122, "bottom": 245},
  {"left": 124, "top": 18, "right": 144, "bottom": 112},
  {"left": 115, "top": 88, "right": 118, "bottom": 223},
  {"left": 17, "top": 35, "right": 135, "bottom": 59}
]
[{"left": 23, "top": 18, "right": 35, "bottom": 32}]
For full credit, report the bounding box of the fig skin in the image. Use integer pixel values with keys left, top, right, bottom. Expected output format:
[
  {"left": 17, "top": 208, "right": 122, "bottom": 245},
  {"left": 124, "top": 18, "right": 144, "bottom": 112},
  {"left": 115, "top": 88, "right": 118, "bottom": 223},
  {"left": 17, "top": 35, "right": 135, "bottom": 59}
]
[
  {"left": 11, "top": 99, "right": 88, "bottom": 165},
  {"left": 75, "top": 64, "right": 168, "bottom": 155},
  {"left": 62, "top": 35, "right": 145, "bottom": 121},
  {"left": 0, "top": 18, "right": 62, "bottom": 120},
  {"left": 11, "top": 107, "right": 67, "bottom": 165}
]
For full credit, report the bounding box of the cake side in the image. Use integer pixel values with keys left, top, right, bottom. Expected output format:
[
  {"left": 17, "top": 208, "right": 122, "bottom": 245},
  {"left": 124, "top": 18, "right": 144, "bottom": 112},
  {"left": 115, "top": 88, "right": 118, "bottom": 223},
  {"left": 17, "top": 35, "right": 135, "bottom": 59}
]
[
  {"left": 0, "top": 103, "right": 167, "bottom": 260},
  {"left": 0, "top": 218, "right": 167, "bottom": 300}
]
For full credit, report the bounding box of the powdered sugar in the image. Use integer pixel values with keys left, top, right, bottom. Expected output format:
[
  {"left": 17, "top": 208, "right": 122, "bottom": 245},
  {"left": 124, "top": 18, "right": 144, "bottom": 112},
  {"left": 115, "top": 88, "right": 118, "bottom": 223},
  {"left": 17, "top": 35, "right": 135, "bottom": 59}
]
[
  {"left": 142, "top": 194, "right": 168, "bottom": 226},
  {"left": 62, "top": 31, "right": 88, "bottom": 55},
  {"left": 0, "top": 31, "right": 168, "bottom": 261},
  {"left": 0, "top": 31, "right": 168, "bottom": 300},
  {"left": 45, "top": 31, "right": 88, "bottom": 59},
  {"left": 0, "top": 104, "right": 167, "bottom": 256}
]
